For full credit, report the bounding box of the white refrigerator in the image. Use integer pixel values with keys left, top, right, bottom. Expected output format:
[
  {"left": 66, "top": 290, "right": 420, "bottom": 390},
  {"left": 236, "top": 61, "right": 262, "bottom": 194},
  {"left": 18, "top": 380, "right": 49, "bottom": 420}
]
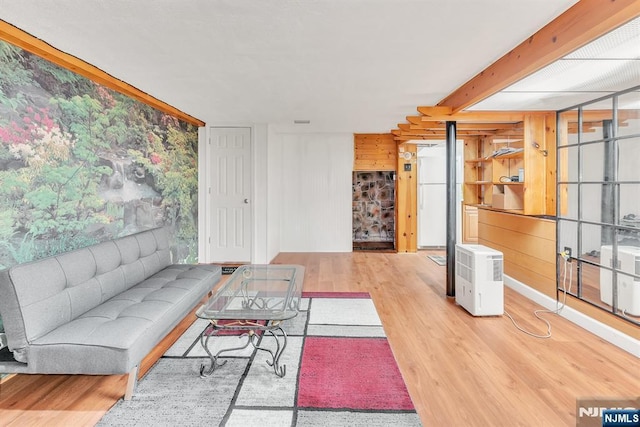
[{"left": 417, "top": 143, "right": 462, "bottom": 247}]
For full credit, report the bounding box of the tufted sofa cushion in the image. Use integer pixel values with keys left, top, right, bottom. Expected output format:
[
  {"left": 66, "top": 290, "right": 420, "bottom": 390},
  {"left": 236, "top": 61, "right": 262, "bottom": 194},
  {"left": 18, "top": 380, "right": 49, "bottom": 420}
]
[
  {"left": 24, "top": 264, "right": 220, "bottom": 374},
  {"left": 0, "top": 227, "right": 221, "bottom": 375}
]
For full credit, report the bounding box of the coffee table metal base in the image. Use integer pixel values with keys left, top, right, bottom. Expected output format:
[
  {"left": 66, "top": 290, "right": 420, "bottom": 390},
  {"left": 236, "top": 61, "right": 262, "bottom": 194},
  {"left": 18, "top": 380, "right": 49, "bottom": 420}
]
[{"left": 199, "top": 320, "right": 288, "bottom": 378}]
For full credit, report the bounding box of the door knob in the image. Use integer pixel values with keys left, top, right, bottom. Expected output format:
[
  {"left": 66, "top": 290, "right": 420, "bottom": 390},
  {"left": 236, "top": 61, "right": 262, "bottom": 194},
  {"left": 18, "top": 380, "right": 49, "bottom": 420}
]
[{"left": 244, "top": 199, "right": 249, "bottom": 204}]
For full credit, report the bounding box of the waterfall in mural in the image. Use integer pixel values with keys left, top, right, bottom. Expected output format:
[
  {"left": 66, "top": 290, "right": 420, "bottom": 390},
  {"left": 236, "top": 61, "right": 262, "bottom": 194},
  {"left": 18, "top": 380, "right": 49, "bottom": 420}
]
[{"left": 0, "top": 40, "right": 199, "bottom": 271}]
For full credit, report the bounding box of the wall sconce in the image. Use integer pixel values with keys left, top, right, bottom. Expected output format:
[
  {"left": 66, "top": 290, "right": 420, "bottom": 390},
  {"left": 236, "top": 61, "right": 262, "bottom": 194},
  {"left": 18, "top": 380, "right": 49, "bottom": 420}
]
[{"left": 532, "top": 142, "right": 548, "bottom": 157}]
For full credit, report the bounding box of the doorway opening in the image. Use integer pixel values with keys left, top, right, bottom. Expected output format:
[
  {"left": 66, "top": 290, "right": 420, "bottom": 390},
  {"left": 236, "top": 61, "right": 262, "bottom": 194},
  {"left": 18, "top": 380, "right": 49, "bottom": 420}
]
[{"left": 352, "top": 171, "right": 395, "bottom": 251}]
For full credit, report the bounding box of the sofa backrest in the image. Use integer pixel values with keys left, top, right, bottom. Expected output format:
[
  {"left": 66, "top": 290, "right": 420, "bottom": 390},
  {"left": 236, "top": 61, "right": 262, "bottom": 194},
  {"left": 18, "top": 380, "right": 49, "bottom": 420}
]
[{"left": 0, "top": 227, "right": 171, "bottom": 358}]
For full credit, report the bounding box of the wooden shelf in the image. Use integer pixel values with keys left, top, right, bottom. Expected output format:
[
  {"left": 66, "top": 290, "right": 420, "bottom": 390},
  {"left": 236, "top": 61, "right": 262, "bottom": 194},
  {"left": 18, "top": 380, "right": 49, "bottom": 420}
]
[
  {"left": 462, "top": 114, "right": 555, "bottom": 216},
  {"left": 491, "top": 151, "right": 524, "bottom": 160},
  {"left": 465, "top": 158, "right": 492, "bottom": 163}
]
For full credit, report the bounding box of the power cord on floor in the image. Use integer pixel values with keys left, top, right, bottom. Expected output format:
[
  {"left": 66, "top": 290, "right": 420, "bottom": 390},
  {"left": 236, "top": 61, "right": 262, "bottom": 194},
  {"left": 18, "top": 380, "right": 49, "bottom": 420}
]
[{"left": 504, "top": 251, "right": 573, "bottom": 339}]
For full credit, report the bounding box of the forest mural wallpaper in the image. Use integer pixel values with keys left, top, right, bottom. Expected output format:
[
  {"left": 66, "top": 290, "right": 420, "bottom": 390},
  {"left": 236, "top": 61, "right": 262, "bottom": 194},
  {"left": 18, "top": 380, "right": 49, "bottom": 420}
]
[{"left": 0, "top": 40, "right": 200, "bottom": 331}]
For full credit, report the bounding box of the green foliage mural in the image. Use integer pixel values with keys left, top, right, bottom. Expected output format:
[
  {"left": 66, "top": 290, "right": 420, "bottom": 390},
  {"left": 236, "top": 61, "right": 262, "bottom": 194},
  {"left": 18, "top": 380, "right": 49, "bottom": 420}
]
[{"left": 0, "top": 41, "right": 200, "bottom": 331}]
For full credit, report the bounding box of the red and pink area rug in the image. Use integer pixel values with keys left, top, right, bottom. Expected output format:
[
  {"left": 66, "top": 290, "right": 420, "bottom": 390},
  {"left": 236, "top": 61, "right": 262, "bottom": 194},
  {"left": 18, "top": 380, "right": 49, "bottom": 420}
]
[
  {"left": 98, "top": 292, "right": 421, "bottom": 426},
  {"left": 298, "top": 336, "right": 414, "bottom": 411}
]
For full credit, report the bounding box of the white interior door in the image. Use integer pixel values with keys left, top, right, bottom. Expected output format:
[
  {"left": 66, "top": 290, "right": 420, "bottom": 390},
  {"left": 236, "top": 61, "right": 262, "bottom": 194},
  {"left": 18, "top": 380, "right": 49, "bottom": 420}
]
[{"left": 209, "top": 127, "right": 252, "bottom": 263}]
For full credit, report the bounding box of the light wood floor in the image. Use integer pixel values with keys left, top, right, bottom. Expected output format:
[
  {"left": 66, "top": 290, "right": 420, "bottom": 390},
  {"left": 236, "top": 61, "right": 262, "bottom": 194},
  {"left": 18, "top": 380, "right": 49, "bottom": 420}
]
[{"left": 1, "top": 251, "right": 638, "bottom": 426}]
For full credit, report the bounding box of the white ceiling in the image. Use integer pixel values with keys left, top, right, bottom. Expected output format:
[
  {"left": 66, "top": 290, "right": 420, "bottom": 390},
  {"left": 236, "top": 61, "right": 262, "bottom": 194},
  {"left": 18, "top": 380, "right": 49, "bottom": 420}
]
[
  {"left": 471, "top": 16, "right": 640, "bottom": 111},
  {"left": 0, "top": 0, "right": 582, "bottom": 133}
]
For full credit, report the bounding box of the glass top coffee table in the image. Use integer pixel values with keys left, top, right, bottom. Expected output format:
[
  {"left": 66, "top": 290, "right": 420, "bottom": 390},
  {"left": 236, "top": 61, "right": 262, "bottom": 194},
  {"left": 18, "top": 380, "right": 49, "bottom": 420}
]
[{"left": 195, "top": 264, "right": 304, "bottom": 378}]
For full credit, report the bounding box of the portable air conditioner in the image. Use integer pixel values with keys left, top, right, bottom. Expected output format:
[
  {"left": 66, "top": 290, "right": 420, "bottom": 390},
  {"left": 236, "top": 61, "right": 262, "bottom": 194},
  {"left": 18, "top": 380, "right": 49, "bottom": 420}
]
[
  {"left": 600, "top": 245, "right": 640, "bottom": 316},
  {"left": 455, "top": 244, "right": 504, "bottom": 316}
]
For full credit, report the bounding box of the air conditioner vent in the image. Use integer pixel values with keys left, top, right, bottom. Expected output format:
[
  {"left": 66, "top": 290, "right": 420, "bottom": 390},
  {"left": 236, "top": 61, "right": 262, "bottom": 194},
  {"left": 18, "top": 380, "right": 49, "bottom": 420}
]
[
  {"left": 489, "top": 255, "right": 503, "bottom": 281},
  {"left": 458, "top": 250, "right": 472, "bottom": 269},
  {"left": 456, "top": 249, "right": 474, "bottom": 284}
]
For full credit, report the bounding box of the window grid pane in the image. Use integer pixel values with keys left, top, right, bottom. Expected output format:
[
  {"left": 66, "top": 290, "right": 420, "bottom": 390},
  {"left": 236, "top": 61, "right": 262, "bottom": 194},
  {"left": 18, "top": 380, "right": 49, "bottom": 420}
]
[{"left": 557, "top": 86, "right": 640, "bottom": 325}]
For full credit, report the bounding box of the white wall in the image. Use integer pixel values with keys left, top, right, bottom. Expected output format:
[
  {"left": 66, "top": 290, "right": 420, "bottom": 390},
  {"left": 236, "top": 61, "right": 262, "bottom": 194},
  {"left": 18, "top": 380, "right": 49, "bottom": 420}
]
[
  {"left": 197, "top": 126, "right": 207, "bottom": 262},
  {"left": 266, "top": 125, "right": 282, "bottom": 262},
  {"left": 252, "top": 124, "right": 270, "bottom": 263},
  {"left": 279, "top": 133, "right": 353, "bottom": 252},
  {"left": 198, "top": 126, "right": 353, "bottom": 262}
]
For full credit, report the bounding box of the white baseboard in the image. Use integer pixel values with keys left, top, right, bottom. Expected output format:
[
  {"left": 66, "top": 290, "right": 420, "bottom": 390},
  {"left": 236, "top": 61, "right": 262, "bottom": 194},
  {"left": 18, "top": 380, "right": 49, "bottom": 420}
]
[{"left": 504, "top": 275, "right": 640, "bottom": 358}]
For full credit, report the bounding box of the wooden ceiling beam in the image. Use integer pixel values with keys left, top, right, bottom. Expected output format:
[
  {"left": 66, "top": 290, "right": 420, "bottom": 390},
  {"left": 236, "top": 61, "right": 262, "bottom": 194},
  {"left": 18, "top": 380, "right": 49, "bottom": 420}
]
[
  {"left": 567, "top": 124, "right": 596, "bottom": 134},
  {"left": 394, "top": 134, "right": 488, "bottom": 141},
  {"left": 413, "top": 110, "right": 543, "bottom": 123},
  {"left": 394, "top": 130, "right": 499, "bottom": 140},
  {"left": 408, "top": 130, "right": 499, "bottom": 137},
  {"left": 396, "top": 130, "right": 439, "bottom": 136},
  {"left": 413, "top": 122, "right": 523, "bottom": 131},
  {"left": 436, "top": 0, "right": 640, "bottom": 112},
  {"left": 560, "top": 109, "right": 640, "bottom": 121},
  {"left": 394, "top": 136, "right": 440, "bottom": 141},
  {"left": 492, "top": 129, "right": 525, "bottom": 137},
  {"left": 406, "top": 116, "right": 423, "bottom": 125},
  {"left": 415, "top": 106, "right": 454, "bottom": 118}
]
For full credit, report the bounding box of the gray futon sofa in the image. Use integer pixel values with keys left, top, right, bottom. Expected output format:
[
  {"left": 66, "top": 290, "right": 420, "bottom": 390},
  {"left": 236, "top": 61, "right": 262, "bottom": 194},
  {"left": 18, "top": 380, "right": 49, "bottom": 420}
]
[{"left": 0, "top": 227, "right": 221, "bottom": 399}]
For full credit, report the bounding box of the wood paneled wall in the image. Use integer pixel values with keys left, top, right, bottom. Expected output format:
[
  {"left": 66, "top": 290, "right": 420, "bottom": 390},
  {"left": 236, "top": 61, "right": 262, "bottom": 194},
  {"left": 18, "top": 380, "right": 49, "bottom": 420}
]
[
  {"left": 396, "top": 143, "right": 417, "bottom": 252},
  {"left": 353, "top": 134, "right": 396, "bottom": 171},
  {"left": 352, "top": 134, "right": 417, "bottom": 252},
  {"left": 542, "top": 112, "right": 557, "bottom": 216},
  {"left": 478, "top": 208, "right": 639, "bottom": 339},
  {"left": 478, "top": 208, "right": 556, "bottom": 297},
  {"left": 523, "top": 113, "right": 557, "bottom": 216}
]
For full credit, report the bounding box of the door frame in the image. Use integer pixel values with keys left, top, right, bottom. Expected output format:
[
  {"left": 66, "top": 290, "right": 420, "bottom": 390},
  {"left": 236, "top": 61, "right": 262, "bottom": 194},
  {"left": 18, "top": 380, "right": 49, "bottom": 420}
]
[{"left": 199, "top": 125, "right": 255, "bottom": 264}]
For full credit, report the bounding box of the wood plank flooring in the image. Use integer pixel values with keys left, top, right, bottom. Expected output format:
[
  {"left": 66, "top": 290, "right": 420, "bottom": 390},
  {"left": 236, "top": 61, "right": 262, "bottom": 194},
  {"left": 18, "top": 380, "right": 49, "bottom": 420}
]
[{"left": 0, "top": 251, "right": 638, "bottom": 426}]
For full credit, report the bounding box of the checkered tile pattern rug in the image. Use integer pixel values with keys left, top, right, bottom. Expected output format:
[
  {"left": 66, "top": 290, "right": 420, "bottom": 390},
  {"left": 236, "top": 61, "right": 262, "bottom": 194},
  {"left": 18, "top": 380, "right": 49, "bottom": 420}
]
[{"left": 98, "top": 292, "right": 421, "bottom": 426}]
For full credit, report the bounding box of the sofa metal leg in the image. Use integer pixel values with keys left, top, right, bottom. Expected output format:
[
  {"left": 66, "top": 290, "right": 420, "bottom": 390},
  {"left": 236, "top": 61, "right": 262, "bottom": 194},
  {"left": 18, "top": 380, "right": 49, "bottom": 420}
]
[{"left": 124, "top": 365, "right": 138, "bottom": 401}]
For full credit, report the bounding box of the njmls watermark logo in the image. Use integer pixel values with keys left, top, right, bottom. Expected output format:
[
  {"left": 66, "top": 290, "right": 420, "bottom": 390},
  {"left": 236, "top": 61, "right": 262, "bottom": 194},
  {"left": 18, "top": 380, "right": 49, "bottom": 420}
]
[{"left": 577, "top": 397, "right": 640, "bottom": 427}]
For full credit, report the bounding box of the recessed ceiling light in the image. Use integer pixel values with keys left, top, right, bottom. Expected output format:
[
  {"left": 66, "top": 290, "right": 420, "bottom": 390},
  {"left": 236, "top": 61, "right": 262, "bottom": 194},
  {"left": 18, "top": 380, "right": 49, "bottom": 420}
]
[{"left": 294, "top": 120, "right": 311, "bottom": 124}]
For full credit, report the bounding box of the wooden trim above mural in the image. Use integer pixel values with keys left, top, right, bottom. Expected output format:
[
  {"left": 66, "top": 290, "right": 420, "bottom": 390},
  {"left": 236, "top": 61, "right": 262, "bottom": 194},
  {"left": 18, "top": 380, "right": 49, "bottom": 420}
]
[{"left": 0, "top": 21, "right": 205, "bottom": 127}]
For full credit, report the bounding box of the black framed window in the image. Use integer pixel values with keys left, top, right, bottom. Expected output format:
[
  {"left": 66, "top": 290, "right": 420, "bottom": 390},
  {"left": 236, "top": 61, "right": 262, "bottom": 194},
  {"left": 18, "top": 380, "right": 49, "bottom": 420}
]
[{"left": 556, "top": 86, "right": 640, "bottom": 325}]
